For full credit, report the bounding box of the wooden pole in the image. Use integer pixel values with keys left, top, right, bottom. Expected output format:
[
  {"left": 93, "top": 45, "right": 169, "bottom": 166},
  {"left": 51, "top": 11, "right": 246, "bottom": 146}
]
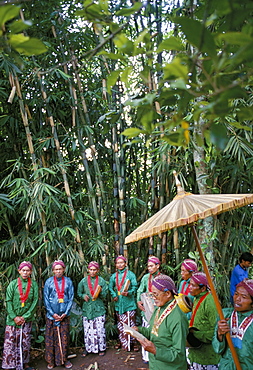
[
  {"left": 56, "top": 325, "right": 64, "bottom": 365},
  {"left": 191, "top": 225, "right": 242, "bottom": 370}
]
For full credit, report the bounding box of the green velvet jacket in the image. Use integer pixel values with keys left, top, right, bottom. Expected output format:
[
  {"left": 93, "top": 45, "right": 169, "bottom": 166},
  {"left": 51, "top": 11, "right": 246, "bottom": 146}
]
[
  {"left": 77, "top": 275, "right": 108, "bottom": 320},
  {"left": 138, "top": 299, "right": 188, "bottom": 370},
  {"left": 188, "top": 291, "right": 221, "bottom": 365},
  {"left": 109, "top": 268, "right": 137, "bottom": 315},
  {"left": 212, "top": 308, "right": 253, "bottom": 369},
  {"left": 5, "top": 277, "right": 38, "bottom": 327}
]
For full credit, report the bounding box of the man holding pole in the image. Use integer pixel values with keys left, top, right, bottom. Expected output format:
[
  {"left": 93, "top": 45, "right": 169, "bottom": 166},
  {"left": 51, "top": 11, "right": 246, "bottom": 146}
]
[{"left": 44, "top": 260, "right": 74, "bottom": 369}]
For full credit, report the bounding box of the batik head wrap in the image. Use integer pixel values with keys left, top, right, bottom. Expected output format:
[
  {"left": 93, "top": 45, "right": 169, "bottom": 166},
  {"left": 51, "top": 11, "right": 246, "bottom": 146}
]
[
  {"left": 18, "top": 261, "right": 33, "bottom": 271},
  {"left": 237, "top": 278, "right": 253, "bottom": 298},
  {"left": 52, "top": 260, "right": 65, "bottom": 270},
  {"left": 115, "top": 255, "right": 127, "bottom": 263},
  {"left": 152, "top": 274, "right": 178, "bottom": 295},
  {"left": 182, "top": 259, "right": 198, "bottom": 272},
  {"left": 191, "top": 272, "right": 209, "bottom": 288},
  {"left": 148, "top": 256, "right": 160, "bottom": 265},
  {"left": 88, "top": 261, "right": 100, "bottom": 270}
]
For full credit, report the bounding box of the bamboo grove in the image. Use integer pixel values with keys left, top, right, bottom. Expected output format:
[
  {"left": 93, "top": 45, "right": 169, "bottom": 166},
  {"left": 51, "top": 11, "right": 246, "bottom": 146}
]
[{"left": 0, "top": 0, "right": 253, "bottom": 343}]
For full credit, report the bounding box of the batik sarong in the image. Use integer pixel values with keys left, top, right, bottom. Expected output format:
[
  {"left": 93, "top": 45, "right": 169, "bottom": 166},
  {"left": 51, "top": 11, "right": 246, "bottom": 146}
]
[
  {"left": 2, "top": 322, "right": 32, "bottom": 370},
  {"left": 45, "top": 317, "right": 70, "bottom": 366},
  {"left": 83, "top": 314, "right": 106, "bottom": 353},
  {"left": 116, "top": 310, "right": 136, "bottom": 351},
  {"left": 189, "top": 363, "right": 219, "bottom": 370}
]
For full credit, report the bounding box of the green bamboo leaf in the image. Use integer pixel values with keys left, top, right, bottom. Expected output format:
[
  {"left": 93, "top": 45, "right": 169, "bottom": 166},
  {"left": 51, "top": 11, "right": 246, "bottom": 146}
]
[
  {"left": 210, "top": 123, "right": 229, "bottom": 150},
  {"left": 98, "top": 51, "right": 126, "bottom": 60},
  {"left": 113, "top": 33, "right": 134, "bottom": 55},
  {"left": 174, "top": 17, "right": 217, "bottom": 59},
  {"left": 0, "top": 5, "right": 20, "bottom": 28},
  {"left": 56, "top": 69, "right": 72, "bottom": 80},
  {"left": 216, "top": 32, "right": 253, "bottom": 46},
  {"left": 9, "top": 35, "right": 47, "bottom": 55},
  {"left": 157, "top": 37, "right": 184, "bottom": 53},
  {"left": 163, "top": 57, "right": 189, "bottom": 81},
  {"left": 122, "top": 128, "right": 143, "bottom": 138},
  {"left": 116, "top": 2, "right": 142, "bottom": 16},
  {"left": 106, "top": 70, "right": 121, "bottom": 94},
  {"left": 9, "top": 20, "right": 32, "bottom": 33}
]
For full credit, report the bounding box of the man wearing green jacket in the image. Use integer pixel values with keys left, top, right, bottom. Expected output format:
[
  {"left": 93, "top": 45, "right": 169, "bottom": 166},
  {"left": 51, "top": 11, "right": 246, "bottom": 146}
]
[
  {"left": 2, "top": 261, "right": 38, "bottom": 370},
  {"left": 187, "top": 272, "right": 220, "bottom": 369}
]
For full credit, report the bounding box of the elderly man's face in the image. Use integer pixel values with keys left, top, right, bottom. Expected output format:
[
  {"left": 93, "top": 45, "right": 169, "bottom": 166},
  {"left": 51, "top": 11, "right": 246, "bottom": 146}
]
[
  {"left": 53, "top": 264, "right": 65, "bottom": 278},
  {"left": 151, "top": 285, "right": 172, "bottom": 307}
]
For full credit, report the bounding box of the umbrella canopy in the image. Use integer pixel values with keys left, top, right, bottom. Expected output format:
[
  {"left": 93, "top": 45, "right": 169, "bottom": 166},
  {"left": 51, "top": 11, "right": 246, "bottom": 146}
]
[
  {"left": 125, "top": 172, "right": 253, "bottom": 370},
  {"left": 125, "top": 178, "right": 253, "bottom": 244}
]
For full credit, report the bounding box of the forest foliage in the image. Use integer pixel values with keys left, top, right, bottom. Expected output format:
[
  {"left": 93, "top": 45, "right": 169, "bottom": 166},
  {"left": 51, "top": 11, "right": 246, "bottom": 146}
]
[{"left": 0, "top": 0, "right": 253, "bottom": 344}]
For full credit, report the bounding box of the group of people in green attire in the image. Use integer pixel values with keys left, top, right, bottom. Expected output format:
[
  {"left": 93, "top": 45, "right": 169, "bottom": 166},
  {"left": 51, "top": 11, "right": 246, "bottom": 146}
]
[{"left": 1, "top": 255, "right": 253, "bottom": 370}]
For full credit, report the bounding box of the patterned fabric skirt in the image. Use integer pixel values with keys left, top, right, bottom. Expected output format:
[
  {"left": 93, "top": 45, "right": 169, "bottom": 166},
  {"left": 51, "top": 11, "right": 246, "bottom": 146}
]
[
  {"left": 141, "top": 317, "right": 149, "bottom": 362},
  {"left": 189, "top": 363, "right": 219, "bottom": 370},
  {"left": 45, "top": 317, "right": 70, "bottom": 366},
  {"left": 116, "top": 310, "right": 136, "bottom": 351},
  {"left": 83, "top": 315, "right": 106, "bottom": 353},
  {"left": 2, "top": 322, "right": 32, "bottom": 370}
]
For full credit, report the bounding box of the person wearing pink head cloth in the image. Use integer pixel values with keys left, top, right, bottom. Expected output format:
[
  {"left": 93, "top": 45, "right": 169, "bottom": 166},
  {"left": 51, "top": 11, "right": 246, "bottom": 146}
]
[
  {"left": 187, "top": 272, "right": 220, "bottom": 370},
  {"left": 2, "top": 261, "right": 38, "bottom": 370},
  {"left": 179, "top": 259, "right": 198, "bottom": 297},
  {"left": 44, "top": 260, "right": 74, "bottom": 369},
  {"left": 109, "top": 255, "right": 138, "bottom": 351},
  {"left": 137, "top": 256, "right": 161, "bottom": 364},
  {"left": 213, "top": 278, "right": 253, "bottom": 369},
  {"left": 77, "top": 261, "right": 108, "bottom": 357}
]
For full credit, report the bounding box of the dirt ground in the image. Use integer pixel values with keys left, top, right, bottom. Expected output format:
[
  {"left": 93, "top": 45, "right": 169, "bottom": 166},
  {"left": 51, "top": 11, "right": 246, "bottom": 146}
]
[{"left": 30, "top": 347, "right": 149, "bottom": 370}]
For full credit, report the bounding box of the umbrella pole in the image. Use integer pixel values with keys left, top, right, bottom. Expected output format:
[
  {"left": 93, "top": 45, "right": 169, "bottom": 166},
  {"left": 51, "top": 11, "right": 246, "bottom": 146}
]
[{"left": 191, "top": 225, "right": 242, "bottom": 370}]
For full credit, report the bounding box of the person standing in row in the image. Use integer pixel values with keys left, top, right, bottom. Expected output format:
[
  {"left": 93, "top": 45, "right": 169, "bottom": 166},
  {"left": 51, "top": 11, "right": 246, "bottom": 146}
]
[
  {"left": 137, "top": 256, "right": 161, "bottom": 364},
  {"left": 109, "top": 255, "right": 138, "bottom": 351},
  {"left": 187, "top": 272, "right": 220, "bottom": 370},
  {"left": 213, "top": 278, "right": 253, "bottom": 369},
  {"left": 136, "top": 274, "right": 189, "bottom": 370},
  {"left": 2, "top": 261, "right": 38, "bottom": 370},
  {"left": 44, "top": 260, "right": 74, "bottom": 370},
  {"left": 77, "top": 261, "right": 108, "bottom": 357},
  {"left": 178, "top": 258, "right": 198, "bottom": 298},
  {"left": 230, "top": 252, "right": 253, "bottom": 304}
]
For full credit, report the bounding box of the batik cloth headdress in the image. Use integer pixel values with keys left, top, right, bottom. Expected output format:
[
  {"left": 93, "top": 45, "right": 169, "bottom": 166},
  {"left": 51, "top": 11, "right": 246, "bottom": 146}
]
[
  {"left": 237, "top": 278, "right": 253, "bottom": 297},
  {"left": 148, "top": 256, "right": 160, "bottom": 265},
  {"left": 152, "top": 274, "right": 178, "bottom": 295},
  {"left": 88, "top": 261, "right": 100, "bottom": 270},
  {"left": 52, "top": 260, "right": 65, "bottom": 269},
  {"left": 191, "top": 272, "right": 209, "bottom": 288},
  {"left": 18, "top": 261, "right": 33, "bottom": 270},
  {"left": 182, "top": 259, "right": 197, "bottom": 272}
]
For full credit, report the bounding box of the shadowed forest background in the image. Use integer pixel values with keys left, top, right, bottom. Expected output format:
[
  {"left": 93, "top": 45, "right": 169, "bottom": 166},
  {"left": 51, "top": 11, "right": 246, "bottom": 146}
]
[{"left": 0, "top": 0, "right": 253, "bottom": 348}]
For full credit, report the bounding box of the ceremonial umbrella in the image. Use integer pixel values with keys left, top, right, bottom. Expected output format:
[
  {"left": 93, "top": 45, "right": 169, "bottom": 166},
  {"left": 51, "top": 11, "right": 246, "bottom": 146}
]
[{"left": 125, "top": 172, "right": 253, "bottom": 370}]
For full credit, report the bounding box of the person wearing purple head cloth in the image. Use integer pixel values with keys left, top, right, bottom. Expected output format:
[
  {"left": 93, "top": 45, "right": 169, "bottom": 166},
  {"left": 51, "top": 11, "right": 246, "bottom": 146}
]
[
  {"left": 137, "top": 256, "right": 161, "bottom": 364},
  {"left": 77, "top": 261, "right": 108, "bottom": 357},
  {"left": 109, "top": 255, "right": 138, "bottom": 351},
  {"left": 2, "top": 261, "right": 38, "bottom": 370},
  {"left": 44, "top": 260, "right": 74, "bottom": 369},
  {"left": 179, "top": 259, "right": 198, "bottom": 297},
  {"left": 212, "top": 278, "right": 253, "bottom": 369},
  {"left": 134, "top": 274, "right": 188, "bottom": 370},
  {"left": 187, "top": 272, "right": 220, "bottom": 370}
]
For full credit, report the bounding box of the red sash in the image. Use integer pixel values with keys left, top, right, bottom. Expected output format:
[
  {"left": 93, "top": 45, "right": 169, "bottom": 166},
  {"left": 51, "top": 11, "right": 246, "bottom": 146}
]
[
  {"left": 54, "top": 276, "right": 65, "bottom": 303},
  {"left": 18, "top": 277, "right": 31, "bottom": 307},
  {"left": 189, "top": 292, "right": 209, "bottom": 327},
  {"left": 88, "top": 275, "right": 98, "bottom": 297},
  {"left": 148, "top": 272, "right": 160, "bottom": 292},
  {"left": 181, "top": 281, "right": 190, "bottom": 295},
  {"left": 116, "top": 270, "right": 127, "bottom": 295}
]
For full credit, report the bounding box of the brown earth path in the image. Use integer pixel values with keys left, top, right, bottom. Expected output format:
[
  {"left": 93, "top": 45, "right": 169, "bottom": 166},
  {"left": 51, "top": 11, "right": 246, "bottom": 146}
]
[{"left": 30, "top": 347, "right": 149, "bottom": 370}]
